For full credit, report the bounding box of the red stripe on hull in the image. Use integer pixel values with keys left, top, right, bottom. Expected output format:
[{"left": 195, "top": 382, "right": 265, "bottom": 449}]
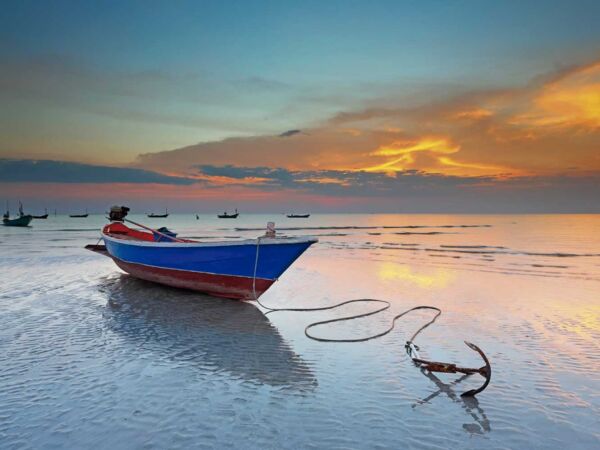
[{"left": 112, "top": 258, "right": 274, "bottom": 300}]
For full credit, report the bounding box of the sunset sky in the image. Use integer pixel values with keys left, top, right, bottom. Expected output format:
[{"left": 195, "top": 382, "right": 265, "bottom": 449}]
[{"left": 1, "top": 0, "right": 599, "bottom": 212}]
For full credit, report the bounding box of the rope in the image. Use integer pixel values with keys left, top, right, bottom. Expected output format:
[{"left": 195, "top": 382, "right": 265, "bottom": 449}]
[{"left": 251, "top": 235, "right": 442, "bottom": 345}]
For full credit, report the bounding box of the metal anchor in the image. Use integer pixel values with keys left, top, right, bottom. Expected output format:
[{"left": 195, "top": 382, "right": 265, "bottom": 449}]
[{"left": 405, "top": 340, "right": 491, "bottom": 396}]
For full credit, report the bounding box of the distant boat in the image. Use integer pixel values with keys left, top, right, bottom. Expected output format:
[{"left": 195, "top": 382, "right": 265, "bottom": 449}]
[
  {"left": 3, "top": 201, "right": 33, "bottom": 227},
  {"left": 70, "top": 208, "right": 89, "bottom": 218},
  {"left": 148, "top": 208, "right": 169, "bottom": 218},
  {"left": 3, "top": 215, "right": 32, "bottom": 227},
  {"left": 32, "top": 208, "right": 48, "bottom": 219},
  {"left": 218, "top": 208, "right": 239, "bottom": 219},
  {"left": 287, "top": 213, "right": 310, "bottom": 218}
]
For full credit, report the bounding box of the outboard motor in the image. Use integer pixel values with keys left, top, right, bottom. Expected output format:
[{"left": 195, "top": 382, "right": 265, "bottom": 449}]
[{"left": 109, "top": 205, "right": 130, "bottom": 222}]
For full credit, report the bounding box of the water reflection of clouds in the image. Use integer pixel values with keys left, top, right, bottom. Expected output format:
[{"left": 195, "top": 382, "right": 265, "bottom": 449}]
[
  {"left": 377, "top": 262, "right": 454, "bottom": 289},
  {"left": 99, "top": 275, "right": 317, "bottom": 391}
]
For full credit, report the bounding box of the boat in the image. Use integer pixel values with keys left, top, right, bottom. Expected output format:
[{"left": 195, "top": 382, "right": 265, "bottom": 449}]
[
  {"left": 287, "top": 213, "right": 310, "bottom": 218},
  {"left": 86, "top": 206, "right": 317, "bottom": 300},
  {"left": 148, "top": 208, "right": 169, "bottom": 218},
  {"left": 3, "top": 202, "right": 33, "bottom": 227},
  {"left": 218, "top": 208, "right": 238, "bottom": 219},
  {"left": 70, "top": 208, "right": 88, "bottom": 218},
  {"left": 3, "top": 215, "right": 33, "bottom": 227},
  {"left": 32, "top": 208, "right": 49, "bottom": 219}
]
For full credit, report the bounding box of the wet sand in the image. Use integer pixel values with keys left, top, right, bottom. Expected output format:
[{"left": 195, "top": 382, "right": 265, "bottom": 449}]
[{"left": 1, "top": 214, "right": 599, "bottom": 449}]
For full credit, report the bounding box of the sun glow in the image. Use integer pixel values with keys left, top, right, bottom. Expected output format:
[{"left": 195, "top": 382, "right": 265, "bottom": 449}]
[
  {"left": 512, "top": 62, "right": 600, "bottom": 130},
  {"left": 361, "top": 137, "right": 459, "bottom": 174},
  {"left": 377, "top": 262, "right": 454, "bottom": 289}
]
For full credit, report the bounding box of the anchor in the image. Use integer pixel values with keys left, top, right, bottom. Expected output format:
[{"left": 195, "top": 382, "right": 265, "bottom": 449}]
[
  {"left": 405, "top": 340, "right": 491, "bottom": 396},
  {"left": 256, "top": 299, "right": 493, "bottom": 396}
]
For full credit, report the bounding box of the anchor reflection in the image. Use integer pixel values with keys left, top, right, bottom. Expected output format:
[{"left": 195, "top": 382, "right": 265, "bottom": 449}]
[
  {"left": 413, "top": 369, "right": 491, "bottom": 435},
  {"left": 99, "top": 275, "right": 317, "bottom": 391}
]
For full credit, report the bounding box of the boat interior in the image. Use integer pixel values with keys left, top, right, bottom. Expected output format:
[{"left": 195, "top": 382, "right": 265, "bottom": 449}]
[{"left": 103, "top": 222, "right": 190, "bottom": 242}]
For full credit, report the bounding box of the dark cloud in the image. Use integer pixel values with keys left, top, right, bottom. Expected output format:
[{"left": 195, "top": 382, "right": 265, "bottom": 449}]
[
  {"left": 194, "top": 164, "right": 600, "bottom": 212},
  {"left": 279, "top": 129, "right": 303, "bottom": 137},
  {"left": 197, "top": 164, "right": 492, "bottom": 194},
  {"left": 0, "top": 159, "right": 196, "bottom": 185}
]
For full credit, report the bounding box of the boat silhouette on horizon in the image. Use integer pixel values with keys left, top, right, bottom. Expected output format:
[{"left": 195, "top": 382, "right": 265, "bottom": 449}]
[
  {"left": 287, "top": 213, "right": 310, "bottom": 218},
  {"left": 218, "top": 208, "right": 239, "bottom": 219},
  {"left": 70, "top": 208, "right": 89, "bottom": 218},
  {"left": 148, "top": 208, "right": 169, "bottom": 218},
  {"left": 3, "top": 201, "right": 33, "bottom": 227},
  {"left": 32, "top": 208, "right": 49, "bottom": 219}
]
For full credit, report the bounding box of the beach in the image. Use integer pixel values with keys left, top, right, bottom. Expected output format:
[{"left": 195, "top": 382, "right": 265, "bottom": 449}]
[{"left": 1, "top": 214, "right": 599, "bottom": 449}]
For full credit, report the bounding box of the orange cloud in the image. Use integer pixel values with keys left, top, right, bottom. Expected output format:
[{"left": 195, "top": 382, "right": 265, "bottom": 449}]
[
  {"left": 437, "top": 156, "right": 523, "bottom": 177},
  {"left": 134, "top": 58, "right": 600, "bottom": 181},
  {"left": 511, "top": 61, "right": 600, "bottom": 130},
  {"left": 453, "top": 108, "right": 493, "bottom": 120},
  {"left": 361, "top": 137, "right": 459, "bottom": 174}
]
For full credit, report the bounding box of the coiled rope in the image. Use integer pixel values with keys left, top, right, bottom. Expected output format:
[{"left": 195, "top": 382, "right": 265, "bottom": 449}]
[
  {"left": 251, "top": 236, "right": 442, "bottom": 344},
  {"left": 250, "top": 236, "right": 492, "bottom": 397}
]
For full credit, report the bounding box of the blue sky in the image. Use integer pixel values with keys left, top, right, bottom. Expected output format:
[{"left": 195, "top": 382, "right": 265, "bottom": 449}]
[
  {"left": 4, "top": 1, "right": 600, "bottom": 78},
  {"left": 1, "top": 1, "right": 599, "bottom": 211}
]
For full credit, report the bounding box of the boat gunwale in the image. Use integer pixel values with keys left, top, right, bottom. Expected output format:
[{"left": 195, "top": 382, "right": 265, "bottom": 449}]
[{"left": 102, "top": 231, "right": 318, "bottom": 248}]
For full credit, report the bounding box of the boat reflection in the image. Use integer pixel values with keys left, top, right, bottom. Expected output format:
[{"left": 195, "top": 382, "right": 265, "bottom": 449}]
[
  {"left": 99, "top": 275, "right": 317, "bottom": 391},
  {"left": 412, "top": 369, "right": 491, "bottom": 435}
]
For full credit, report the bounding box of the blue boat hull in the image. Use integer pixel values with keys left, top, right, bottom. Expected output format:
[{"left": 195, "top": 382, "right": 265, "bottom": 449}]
[{"left": 102, "top": 235, "right": 316, "bottom": 299}]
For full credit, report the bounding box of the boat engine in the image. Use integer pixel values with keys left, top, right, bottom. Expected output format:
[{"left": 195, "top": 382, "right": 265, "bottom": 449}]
[{"left": 109, "top": 205, "right": 130, "bottom": 222}]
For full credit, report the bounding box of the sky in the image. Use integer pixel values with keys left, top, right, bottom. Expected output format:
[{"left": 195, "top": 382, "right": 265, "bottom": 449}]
[{"left": 1, "top": 0, "right": 599, "bottom": 213}]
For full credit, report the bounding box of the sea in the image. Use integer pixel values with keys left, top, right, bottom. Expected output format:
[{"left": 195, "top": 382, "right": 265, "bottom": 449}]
[{"left": 1, "top": 214, "right": 599, "bottom": 449}]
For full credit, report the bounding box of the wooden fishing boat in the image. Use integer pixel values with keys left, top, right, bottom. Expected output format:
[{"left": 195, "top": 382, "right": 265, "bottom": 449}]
[
  {"left": 32, "top": 208, "right": 48, "bottom": 219},
  {"left": 3, "top": 202, "right": 33, "bottom": 227},
  {"left": 218, "top": 208, "right": 238, "bottom": 219},
  {"left": 148, "top": 208, "right": 169, "bottom": 218},
  {"left": 3, "top": 215, "right": 33, "bottom": 227},
  {"left": 287, "top": 213, "right": 310, "bottom": 218},
  {"left": 86, "top": 206, "right": 317, "bottom": 300},
  {"left": 70, "top": 208, "right": 88, "bottom": 218}
]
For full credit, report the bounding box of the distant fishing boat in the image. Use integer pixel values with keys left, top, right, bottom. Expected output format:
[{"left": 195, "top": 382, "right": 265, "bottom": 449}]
[
  {"left": 148, "top": 208, "right": 169, "bottom": 218},
  {"left": 70, "top": 208, "right": 88, "bottom": 218},
  {"left": 86, "top": 206, "right": 317, "bottom": 300},
  {"left": 287, "top": 213, "right": 310, "bottom": 218},
  {"left": 3, "top": 201, "right": 33, "bottom": 227},
  {"left": 32, "top": 208, "right": 49, "bottom": 219},
  {"left": 218, "top": 208, "right": 239, "bottom": 219}
]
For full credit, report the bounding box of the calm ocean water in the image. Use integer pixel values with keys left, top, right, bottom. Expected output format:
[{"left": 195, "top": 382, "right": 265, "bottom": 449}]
[{"left": 1, "top": 214, "right": 599, "bottom": 449}]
